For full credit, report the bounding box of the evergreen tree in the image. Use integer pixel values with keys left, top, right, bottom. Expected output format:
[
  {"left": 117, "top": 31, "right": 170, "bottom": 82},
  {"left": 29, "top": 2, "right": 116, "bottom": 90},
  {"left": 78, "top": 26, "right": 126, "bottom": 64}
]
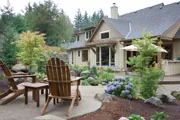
[
  {"left": 0, "top": 26, "right": 17, "bottom": 67},
  {"left": 0, "top": 2, "right": 18, "bottom": 67},
  {"left": 25, "top": 0, "right": 73, "bottom": 46},
  {"left": 74, "top": 9, "right": 83, "bottom": 31},
  {"left": 82, "top": 11, "right": 90, "bottom": 28}
]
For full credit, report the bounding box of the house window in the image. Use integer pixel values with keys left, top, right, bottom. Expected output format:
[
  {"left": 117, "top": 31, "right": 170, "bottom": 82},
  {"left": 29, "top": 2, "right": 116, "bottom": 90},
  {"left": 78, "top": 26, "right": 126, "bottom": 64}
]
[
  {"left": 85, "top": 30, "right": 93, "bottom": 40},
  {"left": 76, "top": 36, "right": 79, "bottom": 41},
  {"left": 78, "top": 51, "right": 80, "bottom": 57},
  {"left": 86, "top": 32, "right": 89, "bottom": 39},
  {"left": 101, "top": 32, "right": 109, "bottom": 39},
  {"left": 82, "top": 50, "right": 88, "bottom": 62},
  {"left": 96, "top": 47, "right": 100, "bottom": 65},
  {"left": 72, "top": 52, "right": 74, "bottom": 64}
]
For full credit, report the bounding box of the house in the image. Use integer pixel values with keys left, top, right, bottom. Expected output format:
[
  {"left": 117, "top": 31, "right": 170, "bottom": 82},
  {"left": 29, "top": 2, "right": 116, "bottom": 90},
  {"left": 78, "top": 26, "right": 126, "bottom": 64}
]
[
  {"left": 66, "top": 2, "right": 180, "bottom": 75},
  {"left": 66, "top": 26, "right": 96, "bottom": 66}
]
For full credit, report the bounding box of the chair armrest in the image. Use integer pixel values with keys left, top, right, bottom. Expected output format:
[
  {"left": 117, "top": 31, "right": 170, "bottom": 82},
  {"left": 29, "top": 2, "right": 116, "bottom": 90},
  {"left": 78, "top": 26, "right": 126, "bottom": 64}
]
[
  {"left": 71, "top": 77, "right": 81, "bottom": 85},
  {"left": 6, "top": 75, "right": 36, "bottom": 83},
  {"left": 11, "top": 73, "right": 28, "bottom": 75}
]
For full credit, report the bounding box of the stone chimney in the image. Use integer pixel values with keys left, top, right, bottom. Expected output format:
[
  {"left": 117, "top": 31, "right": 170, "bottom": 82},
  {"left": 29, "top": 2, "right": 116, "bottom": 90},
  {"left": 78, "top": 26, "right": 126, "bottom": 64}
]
[{"left": 111, "top": 3, "right": 118, "bottom": 19}]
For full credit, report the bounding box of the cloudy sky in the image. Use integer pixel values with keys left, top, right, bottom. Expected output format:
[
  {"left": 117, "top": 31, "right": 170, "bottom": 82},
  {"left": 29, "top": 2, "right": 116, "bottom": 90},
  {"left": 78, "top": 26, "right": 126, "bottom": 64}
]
[{"left": 0, "top": 0, "right": 179, "bottom": 22}]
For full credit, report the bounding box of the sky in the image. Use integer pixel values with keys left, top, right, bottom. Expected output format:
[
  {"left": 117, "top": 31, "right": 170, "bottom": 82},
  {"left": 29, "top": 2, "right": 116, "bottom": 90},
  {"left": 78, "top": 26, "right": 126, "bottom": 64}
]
[{"left": 0, "top": 0, "right": 179, "bottom": 23}]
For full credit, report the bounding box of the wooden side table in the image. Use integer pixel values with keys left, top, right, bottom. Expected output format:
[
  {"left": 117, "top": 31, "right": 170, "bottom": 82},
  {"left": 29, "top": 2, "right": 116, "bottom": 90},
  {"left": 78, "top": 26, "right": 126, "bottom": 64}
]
[{"left": 23, "top": 82, "right": 49, "bottom": 107}]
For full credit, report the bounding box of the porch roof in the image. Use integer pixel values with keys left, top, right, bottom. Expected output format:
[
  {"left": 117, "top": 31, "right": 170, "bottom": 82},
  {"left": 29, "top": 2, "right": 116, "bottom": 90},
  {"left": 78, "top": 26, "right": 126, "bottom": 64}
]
[{"left": 86, "top": 39, "right": 119, "bottom": 47}]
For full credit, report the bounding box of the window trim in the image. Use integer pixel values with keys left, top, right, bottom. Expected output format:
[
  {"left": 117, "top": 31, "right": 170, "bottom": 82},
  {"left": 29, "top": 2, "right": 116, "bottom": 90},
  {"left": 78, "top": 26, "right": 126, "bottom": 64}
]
[
  {"left": 99, "top": 30, "right": 110, "bottom": 40},
  {"left": 82, "top": 49, "right": 88, "bottom": 62},
  {"left": 78, "top": 51, "right": 80, "bottom": 57}
]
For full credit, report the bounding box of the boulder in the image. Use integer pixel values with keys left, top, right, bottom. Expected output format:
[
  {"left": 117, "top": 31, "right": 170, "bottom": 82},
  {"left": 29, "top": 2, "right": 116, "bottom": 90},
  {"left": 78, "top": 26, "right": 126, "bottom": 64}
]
[
  {"left": 94, "top": 93, "right": 118, "bottom": 103},
  {"left": 144, "top": 96, "right": 164, "bottom": 107},
  {"left": 12, "top": 63, "right": 28, "bottom": 73},
  {"left": 171, "top": 91, "right": 180, "bottom": 98},
  {"left": 156, "top": 94, "right": 176, "bottom": 105}
]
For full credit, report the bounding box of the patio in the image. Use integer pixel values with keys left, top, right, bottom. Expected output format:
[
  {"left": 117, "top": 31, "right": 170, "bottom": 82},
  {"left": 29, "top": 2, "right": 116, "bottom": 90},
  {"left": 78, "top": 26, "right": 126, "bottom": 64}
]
[
  {"left": 0, "top": 74, "right": 180, "bottom": 120},
  {"left": 0, "top": 86, "right": 105, "bottom": 120}
]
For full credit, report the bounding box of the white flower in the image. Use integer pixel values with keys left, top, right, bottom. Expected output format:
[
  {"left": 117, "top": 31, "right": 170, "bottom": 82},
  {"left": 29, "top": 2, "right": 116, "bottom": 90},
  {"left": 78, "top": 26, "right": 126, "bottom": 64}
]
[{"left": 119, "top": 117, "right": 129, "bottom": 120}]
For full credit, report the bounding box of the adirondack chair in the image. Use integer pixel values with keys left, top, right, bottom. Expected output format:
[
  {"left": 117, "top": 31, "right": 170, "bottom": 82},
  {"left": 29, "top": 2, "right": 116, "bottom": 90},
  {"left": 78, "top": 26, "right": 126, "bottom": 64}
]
[
  {"left": 41, "top": 58, "right": 81, "bottom": 117},
  {"left": 0, "top": 60, "right": 36, "bottom": 105}
]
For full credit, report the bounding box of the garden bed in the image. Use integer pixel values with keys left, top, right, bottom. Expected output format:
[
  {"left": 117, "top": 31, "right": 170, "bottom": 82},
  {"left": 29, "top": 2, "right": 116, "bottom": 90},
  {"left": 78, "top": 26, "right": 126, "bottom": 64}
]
[{"left": 69, "top": 97, "right": 180, "bottom": 120}]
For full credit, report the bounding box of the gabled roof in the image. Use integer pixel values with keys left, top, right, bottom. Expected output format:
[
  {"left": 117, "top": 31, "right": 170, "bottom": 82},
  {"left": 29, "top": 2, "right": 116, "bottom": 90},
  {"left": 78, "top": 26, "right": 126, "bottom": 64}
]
[
  {"left": 68, "top": 2, "right": 180, "bottom": 50},
  {"left": 103, "top": 17, "right": 130, "bottom": 38},
  {"left": 118, "top": 2, "right": 180, "bottom": 39},
  {"left": 88, "top": 2, "right": 180, "bottom": 42}
]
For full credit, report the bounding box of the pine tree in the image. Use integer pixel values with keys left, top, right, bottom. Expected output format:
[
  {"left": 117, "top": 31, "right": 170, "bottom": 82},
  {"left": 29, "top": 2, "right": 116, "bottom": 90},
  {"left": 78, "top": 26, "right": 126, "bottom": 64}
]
[
  {"left": 74, "top": 9, "right": 83, "bottom": 31},
  {"left": 82, "top": 11, "right": 90, "bottom": 28}
]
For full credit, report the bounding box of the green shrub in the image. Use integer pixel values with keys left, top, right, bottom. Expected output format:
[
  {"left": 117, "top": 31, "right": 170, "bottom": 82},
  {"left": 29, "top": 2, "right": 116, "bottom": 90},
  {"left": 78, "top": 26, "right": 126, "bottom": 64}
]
[
  {"left": 105, "top": 67, "right": 114, "bottom": 73},
  {"left": 140, "top": 67, "right": 163, "bottom": 98},
  {"left": 150, "top": 112, "right": 169, "bottom": 120},
  {"left": 81, "top": 80, "right": 90, "bottom": 86},
  {"left": 128, "top": 114, "right": 144, "bottom": 120}
]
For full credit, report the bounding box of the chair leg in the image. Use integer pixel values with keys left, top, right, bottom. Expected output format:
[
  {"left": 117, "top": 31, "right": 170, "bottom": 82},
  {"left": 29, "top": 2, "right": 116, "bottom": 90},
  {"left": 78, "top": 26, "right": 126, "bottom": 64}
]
[
  {"left": 0, "top": 89, "right": 12, "bottom": 99},
  {"left": 78, "top": 90, "right": 82, "bottom": 100},
  {"left": 67, "top": 97, "right": 76, "bottom": 117},
  {"left": 1, "top": 91, "right": 24, "bottom": 105},
  {"left": 41, "top": 97, "right": 52, "bottom": 115}
]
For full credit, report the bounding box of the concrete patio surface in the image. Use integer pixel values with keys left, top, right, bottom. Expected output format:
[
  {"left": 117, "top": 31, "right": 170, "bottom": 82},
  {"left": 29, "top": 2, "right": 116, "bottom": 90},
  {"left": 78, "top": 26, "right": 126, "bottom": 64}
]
[{"left": 0, "top": 86, "right": 106, "bottom": 120}]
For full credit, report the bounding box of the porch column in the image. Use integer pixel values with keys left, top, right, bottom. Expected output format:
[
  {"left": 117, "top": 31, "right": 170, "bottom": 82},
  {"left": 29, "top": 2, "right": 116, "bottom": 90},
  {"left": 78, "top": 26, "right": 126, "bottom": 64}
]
[
  {"left": 109, "top": 47, "right": 111, "bottom": 67},
  {"left": 157, "top": 38, "right": 162, "bottom": 69},
  {"left": 100, "top": 47, "right": 102, "bottom": 66}
]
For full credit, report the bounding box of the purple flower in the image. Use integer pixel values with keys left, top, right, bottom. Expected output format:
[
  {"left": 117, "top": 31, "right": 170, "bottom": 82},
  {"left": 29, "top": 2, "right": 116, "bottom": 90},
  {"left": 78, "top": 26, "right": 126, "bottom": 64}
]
[
  {"left": 127, "top": 94, "right": 132, "bottom": 99},
  {"left": 128, "top": 82, "right": 133, "bottom": 87},
  {"left": 125, "top": 85, "right": 131, "bottom": 90},
  {"left": 125, "top": 90, "right": 130, "bottom": 94},
  {"left": 116, "top": 84, "right": 121, "bottom": 88},
  {"left": 121, "top": 90, "right": 126, "bottom": 95}
]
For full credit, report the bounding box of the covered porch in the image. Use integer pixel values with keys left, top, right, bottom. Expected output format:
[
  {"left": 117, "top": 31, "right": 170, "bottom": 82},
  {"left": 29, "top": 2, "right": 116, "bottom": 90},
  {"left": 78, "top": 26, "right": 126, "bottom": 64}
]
[{"left": 86, "top": 39, "right": 123, "bottom": 68}]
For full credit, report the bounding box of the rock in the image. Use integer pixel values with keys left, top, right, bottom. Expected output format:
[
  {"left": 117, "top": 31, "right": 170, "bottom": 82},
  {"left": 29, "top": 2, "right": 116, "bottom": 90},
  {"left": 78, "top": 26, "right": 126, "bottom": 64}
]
[
  {"left": 144, "top": 96, "right": 164, "bottom": 107},
  {"left": 74, "top": 70, "right": 82, "bottom": 77},
  {"left": 14, "top": 78, "right": 24, "bottom": 84},
  {"left": 156, "top": 94, "right": 176, "bottom": 105},
  {"left": 171, "top": 91, "right": 180, "bottom": 98},
  {"left": 71, "top": 70, "right": 77, "bottom": 77},
  {"left": 94, "top": 93, "right": 118, "bottom": 103},
  {"left": 12, "top": 63, "right": 28, "bottom": 73}
]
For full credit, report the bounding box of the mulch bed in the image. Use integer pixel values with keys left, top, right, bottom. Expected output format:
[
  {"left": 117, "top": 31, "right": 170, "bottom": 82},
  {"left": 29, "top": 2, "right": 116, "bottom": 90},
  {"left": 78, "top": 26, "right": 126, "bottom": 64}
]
[{"left": 69, "top": 97, "right": 180, "bottom": 120}]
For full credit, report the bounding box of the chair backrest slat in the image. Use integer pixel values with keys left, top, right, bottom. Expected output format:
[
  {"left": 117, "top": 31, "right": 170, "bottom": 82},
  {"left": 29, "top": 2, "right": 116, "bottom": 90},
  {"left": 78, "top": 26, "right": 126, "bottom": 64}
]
[
  {"left": 47, "top": 58, "right": 71, "bottom": 97},
  {"left": 0, "top": 60, "right": 18, "bottom": 90}
]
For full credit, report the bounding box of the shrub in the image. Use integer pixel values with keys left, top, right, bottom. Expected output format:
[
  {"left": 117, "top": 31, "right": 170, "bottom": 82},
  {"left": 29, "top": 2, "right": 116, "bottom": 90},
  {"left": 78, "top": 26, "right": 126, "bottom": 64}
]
[
  {"left": 105, "top": 76, "right": 134, "bottom": 99},
  {"left": 14, "top": 31, "right": 45, "bottom": 73},
  {"left": 128, "top": 114, "right": 145, "bottom": 120},
  {"left": 140, "top": 67, "right": 163, "bottom": 98},
  {"left": 105, "top": 67, "right": 114, "bottom": 73},
  {"left": 127, "top": 32, "right": 164, "bottom": 99},
  {"left": 150, "top": 112, "right": 169, "bottom": 120}
]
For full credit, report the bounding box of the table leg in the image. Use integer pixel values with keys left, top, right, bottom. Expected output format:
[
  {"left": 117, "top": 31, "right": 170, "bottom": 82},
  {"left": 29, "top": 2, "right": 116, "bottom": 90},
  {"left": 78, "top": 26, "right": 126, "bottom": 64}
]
[
  {"left": 36, "top": 89, "right": 40, "bottom": 107},
  {"left": 41, "top": 89, "right": 44, "bottom": 94},
  {"left": 32, "top": 90, "right": 35, "bottom": 101},
  {"left": 45, "top": 88, "right": 48, "bottom": 102},
  {"left": 25, "top": 87, "right": 28, "bottom": 105}
]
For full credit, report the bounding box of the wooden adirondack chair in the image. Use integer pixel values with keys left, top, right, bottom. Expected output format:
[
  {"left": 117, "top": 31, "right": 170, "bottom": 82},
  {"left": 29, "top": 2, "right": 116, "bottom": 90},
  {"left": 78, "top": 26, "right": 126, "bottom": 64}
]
[
  {"left": 0, "top": 60, "right": 36, "bottom": 105},
  {"left": 41, "top": 58, "right": 81, "bottom": 117}
]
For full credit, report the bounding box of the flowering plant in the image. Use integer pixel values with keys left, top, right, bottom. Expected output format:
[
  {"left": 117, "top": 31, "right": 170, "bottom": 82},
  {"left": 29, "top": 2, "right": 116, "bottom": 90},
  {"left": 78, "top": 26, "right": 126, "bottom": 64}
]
[{"left": 105, "top": 76, "right": 134, "bottom": 99}]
